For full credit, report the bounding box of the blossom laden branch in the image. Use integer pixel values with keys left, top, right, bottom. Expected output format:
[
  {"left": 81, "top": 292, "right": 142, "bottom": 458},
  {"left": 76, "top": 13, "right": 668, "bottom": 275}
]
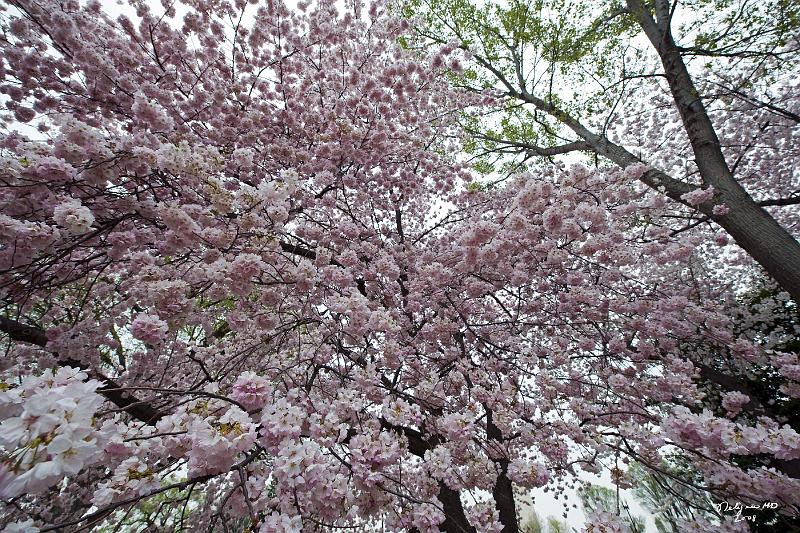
[{"left": 0, "top": 317, "right": 164, "bottom": 425}]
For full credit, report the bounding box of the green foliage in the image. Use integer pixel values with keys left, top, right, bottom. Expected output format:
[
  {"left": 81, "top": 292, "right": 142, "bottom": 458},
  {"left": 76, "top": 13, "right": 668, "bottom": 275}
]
[
  {"left": 579, "top": 483, "right": 646, "bottom": 533},
  {"left": 545, "top": 516, "right": 569, "bottom": 533},
  {"left": 471, "top": 161, "right": 495, "bottom": 175},
  {"left": 394, "top": 0, "right": 641, "bottom": 176},
  {"left": 520, "top": 510, "right": 544, "bottom": 533},
  {"left": 95, "top": 484, "right": 204, "bottom": 533}
]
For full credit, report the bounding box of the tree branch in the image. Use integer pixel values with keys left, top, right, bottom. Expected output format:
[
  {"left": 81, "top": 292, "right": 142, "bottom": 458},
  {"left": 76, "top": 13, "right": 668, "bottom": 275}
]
[
  {"left": 757, "top": 196, "right": 800, "bottom": 207},
  {"left": 0, "top": 316, "right": 48, "bottom": 346},
  {"left": 0, "top": 316, "right": 164, "bottom": 425},
  {"left": 510, "top": 88, "right": 696, "bottom": 202}
]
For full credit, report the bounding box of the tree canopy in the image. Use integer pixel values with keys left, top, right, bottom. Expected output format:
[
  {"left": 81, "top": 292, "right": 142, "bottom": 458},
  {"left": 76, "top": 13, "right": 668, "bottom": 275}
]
[{"left": 0, "top": 0, "right": 799, "bottom": 532}]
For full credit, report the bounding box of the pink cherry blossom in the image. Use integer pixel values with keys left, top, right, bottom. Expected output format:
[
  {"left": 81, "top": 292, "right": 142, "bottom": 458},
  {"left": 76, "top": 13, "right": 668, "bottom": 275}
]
[
  {"left": 52, "top": 199, "right": 94, "bottom": 235},
  {"left": 129, "top": 314, "right": 169, "bottom": 344},
  {"left": 680, "top": 186, "right": 716, "bottom": 206},
  {"left": 231, "top": 371, "right": 272, "bottom": 412}
]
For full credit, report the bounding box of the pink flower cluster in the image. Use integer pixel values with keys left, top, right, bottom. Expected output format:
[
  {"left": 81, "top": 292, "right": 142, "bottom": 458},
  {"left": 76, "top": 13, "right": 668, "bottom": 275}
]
[
  {"left": 259, "top": 398, "right": 306, "bottom": 450},
  {"left": 721, "top": 391, "right": 750, "bottom": 417},
  {"left": 506, "top": 458, "right": 550, "bottom": 488},
  {"left": 91, "top": 457, "right": 161, "bottom": 508},
  {"left": 52, "top": 199, "right": 94, "bottom": 235},
  {"left": 662, "top": 406, "right": 800, "bottom": 461},
  {"left": 155, "top": 394, "right": 257, "bottom": 477},
  {"left": 582, "top": 511, "right": 631, "bottom": 533},
  {"left": 129, "top": 313, "right": 170, "bottom": 344},
  {"left": 680, "top": 185, "right": 715, "bottom": 206},
  {"left": 231, "top": 371, "right": 272, "bottom": 412}
]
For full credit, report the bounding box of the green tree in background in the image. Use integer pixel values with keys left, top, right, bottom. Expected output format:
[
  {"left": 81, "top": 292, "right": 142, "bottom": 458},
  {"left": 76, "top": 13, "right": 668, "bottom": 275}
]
[
  {"left": 520, "top": 510, "right": 571, "bottom": 533},
  {"left": 627, "top": 461, "right": 716, "bottom": 533},
  {"left": 578, "top": 483, "right": 645, "bottom": 533}
]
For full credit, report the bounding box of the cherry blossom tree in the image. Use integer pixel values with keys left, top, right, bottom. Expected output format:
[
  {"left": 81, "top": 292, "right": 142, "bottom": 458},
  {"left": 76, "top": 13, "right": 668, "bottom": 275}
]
[{"left": 0, "top": 1, "right": 799, "bottom": 532}]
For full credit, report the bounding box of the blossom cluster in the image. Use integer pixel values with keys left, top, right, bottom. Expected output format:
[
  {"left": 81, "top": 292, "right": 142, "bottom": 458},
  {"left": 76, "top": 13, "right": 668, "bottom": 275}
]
[
  {"left": 0, "top": 367, "right": 111, "bottom": 498},
  {"left": 157, "top": 393, "right": 258, "bottom": 477},
  {"left": 662, "top": 406, "right": 800, "bottom": 462}
]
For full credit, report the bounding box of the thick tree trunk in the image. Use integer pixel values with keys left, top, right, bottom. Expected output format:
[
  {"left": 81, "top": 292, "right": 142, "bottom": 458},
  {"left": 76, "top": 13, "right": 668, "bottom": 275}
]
[
  {"left": 486, "top": 409, "right": 520, "bottom": 533},
  {"left": 438, "top": 484, "right": 478, "bottom": 533},
  {"left": 625, "top": 0, "right": 800, "bottom": 303},
  {"left": 713, "top": 195, "right": 800, "bottom": 303}
]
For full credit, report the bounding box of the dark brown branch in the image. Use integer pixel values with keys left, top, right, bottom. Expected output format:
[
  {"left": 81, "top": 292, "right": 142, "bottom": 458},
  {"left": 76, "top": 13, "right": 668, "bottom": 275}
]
[
  {"left": 757, "top": 196, "right": 800, "bottom": 207},
  {"left": 486, "top": 408, "right": 519, "bottom": 533},
  {"left": 279, "top": 240, "right": 367, "bottom": 296},
  {"left": 0, "top": 316, "right": 49, "bottom": 346},
  {"left": 466, "top": 128, "right": 590, "bottom": 158},
  {"left": 279, "top": 240, "right": 317, "bottom": 261},
  {"left": 0, "top": 316, "right": 164, "bottom": 425},
  {"left": 524, "top": 141, "right": 590, "bottom": 157},
  {"left": 438, "top": 483, "right": 478, "bottom": 533},
  {"left": 379, "top": 418, "right": 432, "bottom": 457}
]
